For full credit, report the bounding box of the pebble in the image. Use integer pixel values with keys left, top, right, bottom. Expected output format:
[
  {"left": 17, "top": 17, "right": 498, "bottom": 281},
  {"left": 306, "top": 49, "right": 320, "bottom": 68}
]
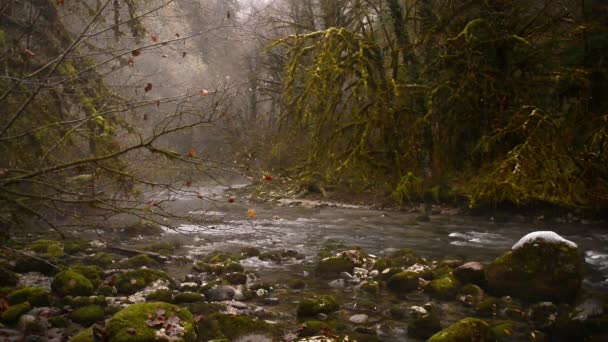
[
  {"left": 369, "top": 270, "right": 379, "bottom": 278},
  {"left": 349, "top": 314, "right": 369, "bottom": 324},
  {"left": 317, "top": 313, "right": 328, "bottom": 321}
]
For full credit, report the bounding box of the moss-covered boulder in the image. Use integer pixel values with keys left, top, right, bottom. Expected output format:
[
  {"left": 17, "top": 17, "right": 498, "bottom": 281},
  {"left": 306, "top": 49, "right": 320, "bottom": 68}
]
[
  {"left": 82, "top": 253, "right": 114, "bottom": 268},
  {"left": 296, "top": 295, "right": 339, "bottom": 318},
  {"left": 202, "top": 250, "right": 240, "bottom": 264},
  {"left": 196, "top": 313, "right": 277, "bottom": 341},
  {"left": 146, "top": 289, "right": 174, "bottom": 302},
  {"left": 426, "top": 276, "right": 460, "bottom": 300},
  {"left": 144, "top": 241, "right": 181, "bottom": 256},
  {"left": 63, "top": 241, "right": 91, "bottom": 255},
  {"left": 0, "top": 266, "right": 18, "bottom": 287},
  {"left": 1, "top": 302, "right": 31, "bottom": 324},
  {"left": 52, "top": 270, "right": 94, "bottom": 297},
  {"left": 69, "top": 327, "right": 94, "bottom": 342},
  {"left": 316, "top": 249, "right": 368, "bottom": 275},
  {"left": 454, "top": 261, "right": 486, "bottom": 286},
  {"left": 114, "top": 269, "right": 172, "bottom": 295},
  {"left": 115, "top": 254, "right": 159, "bottom": 269},
  {"left": 408, "top": 306, "right": 442, "bottom": 339},
  {"left": 106, "top": 302, "right": 196, "bottom": 342},
  {"left": 14, "top": 255, "right": 58, "bottom": 275},
  {"left": 373, "top": 248, "right": 422, "bottom": 271},
  {"left": 30, "top": 240, "right": 65, "bottom": 258},
  {"left": 486, "top": 231, "right": 583, "bottom": 302},
  {"left": 70, "top": 265, "right": 104, "bottom": 287},
  {"left": 223, "top": 272, "right": 247, "bottom": 285},
  {"left": 298, "top": 320, "right": 332, "bottom": 337},
  {"left": 8, "top": 287, "right": 50, "bottom": 307},
  {"left": 428, "top": 318, "right": 496, "bottom": 342},
  {"left": 70, "top": 305, "right": 105, "bottom": 326},
  {"left": 124, "top": 220, "right": 164, "bottom": 236},
  {"left": 387, "top": 271, "right": 419, "bottom": 294}
]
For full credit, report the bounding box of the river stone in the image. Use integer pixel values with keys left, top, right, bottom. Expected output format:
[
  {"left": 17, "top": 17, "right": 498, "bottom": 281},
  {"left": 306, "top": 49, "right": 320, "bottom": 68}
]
[
  {"left": 485, "top": 231, "right": 583, "bottom": 302},
  {"left": 387, "top": 271, "right": 419, "bottom": 294},
  {"left": 205, "top": 285, "right": 236, "bottom": 302},
  {"left": 428, "top": 317, "right": 495, "bottom": 342},
  {"left": 454, "top": 262, "right": 486, "bottom": 286},
  {"left": 349, "top": 314, "right": 369, "bottom": 324}
]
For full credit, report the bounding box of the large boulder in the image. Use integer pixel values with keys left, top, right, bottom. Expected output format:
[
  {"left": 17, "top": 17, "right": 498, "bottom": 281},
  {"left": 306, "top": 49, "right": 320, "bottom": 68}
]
[{"left": 485, "top": 231, "right": 583, "bottom": 302}]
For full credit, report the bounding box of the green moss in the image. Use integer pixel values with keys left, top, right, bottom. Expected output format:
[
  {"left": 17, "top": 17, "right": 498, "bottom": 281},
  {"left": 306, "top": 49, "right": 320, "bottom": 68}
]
[
  {"left": 70, "top": 265, "right": 104, "bottom": 287},
  {"left": 98, "top": 284, "right": 115, "bottom": 296},
  {"left": 299, "top": 320, "right": 332, "bottom": 337},
  {"left": 8, "top": 287, "right": 50, "bottom": 307},
  {"left": 144, "top": 241, "right": 181, "bottom": 256},
  {"left": 387, "top": 271, "right": 419, "bottom": 294},
  {"left": 315, "top": 256, "right": 355, "bottom": 275},
  {"left": 106, "top": 302, "right": 196, "bottom": 342},
  {"left": 49, "top": 316, "right": 70, "bottom": 328},
  {"left": 146, "top": 289, "right": 173, "bottom": 302},
  {"left": 63, "top": 241, "right": 91, "bottom": 255},
  {"left": 0, "top": 30, "right": 5, "bottom": 46},
  {"left": 52, "top": 270, "right": 94, "bottom": 297},
  {"left": 223, "top": 272, "right": 247, "bottom": 285},
  {"left": 0, "top": 266, "right": 18, "bottom": 287},
  {"left": 71, "top": 305, "right": 105, "bottom": 326},
  {"left": 428, "top": 318, "right": 496, "bottom": 342},
  {"left": 14, "top": 255, "right": 58, "bottom": 275},
  {"left": 68, "top": 327, "right": 94, "bottom": 342},
  {"left": 0, "top": 302, "right": 31, "bottom": 324},
  {"left": 475, "top": 298, "right": 500, "bottom": 318},
  {"left": 408, "top": 315, "right": 442, "bottom": 339},
  {"left": 286, "top": 278, "right": 307, "bottom": 289},
  {"left": 196, "top": 313, "right": 276, "bottom": 341},
  {"left": 114, "top": 269, "right": 172, "bottom": 295},
  {"left": 30, "top": 240, "right": 64, "bottom": 257},
  {"left": 115, "top": 254, "right": 158, "bottom": 269},
  {"left": 172, "top": 292, "right": 204, "bottom": 304},
  {"left": 70, "top": 296, "right": 107, "bottom": 308},
  {"left": 426, "top": 276, "right": 460, "bottom": 299},
  {"left": 202, "top": 251, "right": 240, "bottom": 264},
  {"left": 296, "top": 295, "right": 339, "bottom": 318}
]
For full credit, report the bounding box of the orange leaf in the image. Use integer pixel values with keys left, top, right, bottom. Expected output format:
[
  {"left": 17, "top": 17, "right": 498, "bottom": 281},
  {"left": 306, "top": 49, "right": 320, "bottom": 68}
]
[
  {"left": 144, "top": 83, "right": 153, "bottom": 92},
  {"left": 201, "top": 89, "right": 209, "bottom": 96},
  {"left": 197, "top": 194, "right": 204, "bottom": 199},
  {"left": 187, "top": 148, "right": 196, "bottom": 157},
  {"left": 22, "top": 49, "right": 35, "bottom": 58},
  {"left": 185, "top": 181, "right": 192, "bottom": 187},
  {"left": 127, "top": 59, "right": 134, "bottom": 67},
  {"left": 247, "top": 209, "right": 256, "bottom": 218},
  {"left": 151, "top": 36, "right": 158, "bottom": 43},
  {"left": 0, "top": 168, "right": 8, "bottom": 177},
  {"left": 147, "top": 200, "right": 157, "bottom": 206},
  {"left": 57, "top": 0, "right": 65, "bottom": 5},
  {"left": 263, "top": 175, "right": 273, "bottom": 181},
  {"left": 228, "top": 197, "right": 235, "bottom": 203},
  {"left": 131, "top": 49, "right": 141, "bottom": 57}
]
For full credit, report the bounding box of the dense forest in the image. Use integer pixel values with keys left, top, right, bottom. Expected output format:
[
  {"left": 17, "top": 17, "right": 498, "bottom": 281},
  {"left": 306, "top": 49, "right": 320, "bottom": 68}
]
[{"left": 1, "top": 1, "right": 608, "bottom": 342}]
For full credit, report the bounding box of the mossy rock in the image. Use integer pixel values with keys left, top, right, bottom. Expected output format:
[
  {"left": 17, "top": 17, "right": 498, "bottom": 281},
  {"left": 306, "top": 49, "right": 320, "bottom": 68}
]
[
  {"left": 373, "top": 248, "right": 422, "bottom": 270},
  {"left": 144, "top": 241, "right": 181, "bottom": 256},
  {"left": 0, "top": 266, "right": 18, "bottom": 287},
  {"left": 49, "top": 316, "right": 70, "bottom": 328},
  {"left": 115, "top": 254, "right": 159, "bottom": 269},
  {"left": 106, "top": 302, "right": 196, "bottom": 342},
  {"left": 202, "top": 250, "right": 240, "bottom": 264},
  {"left": 223, "top": 272, "right": 247, "bottom": 285},
  {"left": 387, "top": 271, "right": 419, "bottom": 294},
  {"left": 172, "top": 292, "right": 204, "bottom": 304},
  {"left": 14, "top": 255, "right": 58, "bottom": 275},
  {"left": 426, "top": 276, "right": 460, "bottom": 300},
  {"left": 98, "top": 284, "right": 116, "bottom": 296},
  {"left": 360, "top": 281, "right": 380, "bottom": 295},
  {"left": 475, "top": 297, "right": 501, "bottom": 318},
  {"left": 69, "top": 296, "right": 107, "bottom": 308},
  {"left": 30, "top": 240, "right": 65, "bottom": 258},
  {"left": 296, "top": 295, "right": 339, "bottom": 318},
  {"left": 70, "top": 305, "right": 105, "bottom": 326},
  {"left": 0, "top": 302, "right": 31, "bottom": 324},
  {"left": 428, "top": 317, "right": 496, "bottom": 342},
  {"left": 124, "top": 220, "right": 164, "bottom": 236},
  {"left": 8, "top": 287, "right": 50, "bottom": 307},
  {"left": 63, "top": 241, "right": 91, "bottom": 255},
  {"left": 69, "top": 327, "right": 94, "bottom": 342},
  {"left": 114, "top": 269, "right": 172, "bottom": 295},
  {"left": 195, "top": 261, "right": 244, "bottom": 275},
  {"left": 485, "top": 238, "right": 583, "bottom": 302},
  {"left": 146, "top": 289, "right": 174, "bottom": 302},
  {"left": 82, "top": 253, "right": 114, "bottom": 268},
  {"left": 408, "top": 314, "right": 442, "bottom": 339},
  {"left": 315, "top": 256, "right": 355, "bottom": 275},
  {"left": 298, "top": 320, "right": 332, "bottom": 337},
  {"left": 286, "top": 278, "right": 307, "bottom": 289},
  {"left": 196, "top": 313, "right": 277, "bottom": 341},
  {"left": 52, "top": 270, "right": 94, "bottom": 297},
  {"left": 70, "top": 265, "right": 104, "bottom": 287}
]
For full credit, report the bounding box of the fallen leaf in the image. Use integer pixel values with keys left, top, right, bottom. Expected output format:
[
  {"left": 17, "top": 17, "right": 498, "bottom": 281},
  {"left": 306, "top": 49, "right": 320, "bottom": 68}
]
[
  {"left": 228, "top": 197, "right": 235, "bottom": 203},
  {"left": 197, "top": 194, "right": 204, "bottom": 199},
  {"left": 175, "top": 33, "right": 180, "bottom": 38},
  {"left": 57, "top": 0, "right": 65, "bottom": 5},
  {"left": 187, "top": 148, "right": 196, "bottom": 157},
  {"left": 263, "top": 175, "right": 273, "bottom": 181},
  {"left": 185, "top": 181, "right": 192, "bottom": 187},
  {"left": 131, "top": 49, "right": 141, "bottom": 57},
  {"left": 247, "top": 209, "right": 256, "bottom": 218},
  {"left": 182, "top": 52, "right": 187, "bottom": 58},
  {"left": 127, "top": 59, "right": 134, "bottom": 67},
  {"left": 145, "top": 83, "right": 153, "bottom": 92},
  {"left": 201, "top": 89, "right": 209, "bottom": 96},
  {"left": 22, "top": 49, "right": 35, "bottom": 58},
  {"left": 147, "top": 200, "right": 157, "bottom": 206},
  {"left": 272, "top": 215, "right": 280, "bottom": 220},
  {"left": 0, "top": 168, "right": 8, "bottom": 177},
  {"left": 152, "top": 36, "right": 158, "bottom": 43},
  {"left": 156, "top": 308, "right": 166, "bottom": 316}
]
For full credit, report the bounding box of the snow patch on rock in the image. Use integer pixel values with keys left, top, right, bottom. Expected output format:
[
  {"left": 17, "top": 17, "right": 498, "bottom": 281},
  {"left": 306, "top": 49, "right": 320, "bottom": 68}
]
[{"left": 512, "top": 231, "right": 577, "bottom": 250}]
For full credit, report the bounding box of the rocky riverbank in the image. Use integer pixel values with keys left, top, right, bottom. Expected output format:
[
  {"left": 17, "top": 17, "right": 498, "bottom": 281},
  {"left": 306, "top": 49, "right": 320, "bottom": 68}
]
[{"left": 1, "top": 229, "right": 607, "bottom": 341}]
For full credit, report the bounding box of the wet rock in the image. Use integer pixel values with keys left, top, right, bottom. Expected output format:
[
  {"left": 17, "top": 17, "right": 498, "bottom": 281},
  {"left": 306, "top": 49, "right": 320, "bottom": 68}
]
[
  {"left": 373, "top": 248, "right": 422, "bottom": 271},
  {"left": 179, "top": 282, "right": 199, "bottom": 292},
  {"left": 113, "top": 269, "right": 173, "bottom": 295},
  {"left": 454, "top": 261, "right": 486, "bottom": 286},
  {"left": 82, "top": 253, "right": 114, "bottom": 268},
  {"left": 194, "top": 260, "right": 244, "bottom": 275},
  {"left": 14, "top": 255, "right": 58, "bottom": 276},
  {"left": 115, "top": 254, "right": 158, "bottom": 269},
  {"left": 486, "top": 231, "right": 583, "bottom": 302},
  {"left": 328, "top": 279, "right": 346, "bottom": 289},
  {"left": 146, "top": 289, "right": 174, "bottom": 302},
  {"left": 196, "top": 313, "right": 277, "bottom": 341},
  {"left": 528, "top": 302, "right": 558, "bottom": 330},
  {"left": 8, "top": 287, "right": 50, "bottom": 307},
  {"left": 263, "top": 298, "right": 280, "bottom": 305},
  {"left": 106, "top": 302, "right": 196, "bottom": 341},
  {"left": 224, "top": 272, "right": 248, "bottom": 285},
  {"left": 369, "top": 270, "right": 379, "bottom": 278},
  {"left": 259, "top": 249, "right": 304, "bottom": 263},
  {"left": 51, "top": 270, "right": 94, "bottom": 297},
  {"left": 296, "top": 295, "right": 339, "bottom": 318},
  {"left": 123, "top": 219, "right": 163, "bottom": 236},
  {"left": 0, "top": 328, "right": 22, "bottom": 342},
  {"left": 387, "top": 271, "right": 419, "bottom": 294},
  {"left": 457, "top": 284, "right": 484, "bottom": 306},
  {"left": 1, "top": 302, "right": 31, "bottom": 324},
  {"left": 17, "top": 272, "right": 52, "bottom": 290},
  {"left": 205, "top": 285, "right": 236, "bottom": 302},
  {"left": 475, "top": 297, "right": 500, "bottom": 318},
  {"left": 360, "top": 280, "right": 380, "bottom": 295},
  {"left": 407, "top": 306, "right": 442, "bottom": 339},
  {"left": 572, "top": 298, "right": 604, "bottom": 321},
  {"left": 349, "top": 314, "right": 369, "bottom": 324},
  {"left": 425, "top": 276, "right": 460, "bottom": 300},
  {"left": 18, "top": 314, "right": 47, "bottom": 335},
  {"left": 70, "top": 305, "right": 105, "bottom": 327},
  {"left": 428, "top": 317, "right": 496, "bottom": 341}
]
